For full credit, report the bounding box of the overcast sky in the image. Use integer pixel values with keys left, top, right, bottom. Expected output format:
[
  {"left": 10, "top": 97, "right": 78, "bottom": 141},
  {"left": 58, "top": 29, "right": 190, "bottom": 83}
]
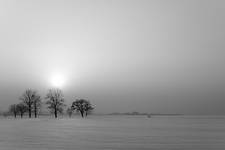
[{"left": 0, "top": 0, "right": 224, "bottom": 114}]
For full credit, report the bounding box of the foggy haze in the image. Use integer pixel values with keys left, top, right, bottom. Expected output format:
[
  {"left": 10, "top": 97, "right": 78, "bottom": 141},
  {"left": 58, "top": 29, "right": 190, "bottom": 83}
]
[{"left": 0, "top": 0, "right": 224, "bottom": 114}]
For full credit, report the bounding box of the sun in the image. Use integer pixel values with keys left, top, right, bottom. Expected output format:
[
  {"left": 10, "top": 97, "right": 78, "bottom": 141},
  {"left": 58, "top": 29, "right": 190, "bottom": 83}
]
[{"left": 50, "top": 73, "right": 65, "bottom": 88}]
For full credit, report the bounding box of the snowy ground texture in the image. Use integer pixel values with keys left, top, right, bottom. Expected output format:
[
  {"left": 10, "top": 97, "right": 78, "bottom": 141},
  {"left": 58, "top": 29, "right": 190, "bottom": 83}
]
[{"left": 0, "top": 115, "right": 225, "bottom": 150}]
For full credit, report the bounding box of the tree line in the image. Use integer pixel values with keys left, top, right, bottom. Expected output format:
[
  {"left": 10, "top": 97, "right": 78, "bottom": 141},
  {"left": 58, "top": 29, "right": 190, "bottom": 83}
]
[{"left": 8, "top": 88, "right": 94, "bottom": 118}]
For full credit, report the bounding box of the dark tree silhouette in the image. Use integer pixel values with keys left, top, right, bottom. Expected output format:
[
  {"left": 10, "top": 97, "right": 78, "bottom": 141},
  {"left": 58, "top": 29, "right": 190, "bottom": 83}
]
[
  {"left": 71, "top": 99, "right": 94, "bottom": 118},
  {"left": 33, "top": 95, "right": 41, "bottom": 118},
  {"left": 45, "top": 89, "right": 65, "bottom": 118},
  {"left": 84, "top": 100, "right": 94, "bottom": 116},
  {"left": 71, "top": 99, "right": 85, "bottom": 117},
  {"left": 16, "top": 103, "right": 27, "bottom": 118},
  {"left": 66, "top": 107, "right": 73, "bottom": 118},
  {"left": 20, "top": 89, "right": 39, "bottom": 118},
  {"left": 9, "top": 104, "right": 18, "bottom": 118}
]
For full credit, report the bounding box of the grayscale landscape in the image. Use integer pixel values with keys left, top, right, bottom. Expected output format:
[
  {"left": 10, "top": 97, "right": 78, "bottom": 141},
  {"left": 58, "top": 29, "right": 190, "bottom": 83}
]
[{"left": 0, "top": 0, "right": 225, "bottom": 149}]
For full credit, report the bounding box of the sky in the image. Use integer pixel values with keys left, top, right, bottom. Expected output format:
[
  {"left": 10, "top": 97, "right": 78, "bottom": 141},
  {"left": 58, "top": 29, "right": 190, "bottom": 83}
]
[{"left": 0, "top": 0, "right": 224, "bottom": 115}]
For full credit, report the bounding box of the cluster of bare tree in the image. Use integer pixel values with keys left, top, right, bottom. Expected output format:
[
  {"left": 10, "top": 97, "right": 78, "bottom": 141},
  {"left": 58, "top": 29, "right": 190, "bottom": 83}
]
[
  {"left": 71, "top": 99, "right": 94, "bottom": 118},
  {"left": 8, "top": 88, "right": 94, "bottom": 118},
  {"left": 9, "top": 89, "right": 41, "bottom": 118}
]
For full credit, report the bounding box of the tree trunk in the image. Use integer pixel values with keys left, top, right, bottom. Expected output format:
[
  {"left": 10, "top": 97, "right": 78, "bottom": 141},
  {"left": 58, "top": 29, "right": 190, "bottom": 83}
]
[
  {"left": 80, "top": 111, "right": 84, "bottom": 118},
  {"left": 85, "top": 111, "right": 87, "bottom": 116},
  {"left": 34, "top": 110, "right": 37, "bottom": 118},
  {"left": 21, "top": 113, "right": 23, "bottom": 118},
  {"left": 28, "top": 104, "right": 31, "bottom": 118},
  {"left": 54, "top": 106, "right": 57, "bottom": 118},
  {"left": 14, "top": 113, "right": 16, "bottom": 118},
  {"left": 34, "top": 102, "right": 37, "bottom": 118},
  {"left": 28, "top": 97, "right": 32, "bottom": 118}
]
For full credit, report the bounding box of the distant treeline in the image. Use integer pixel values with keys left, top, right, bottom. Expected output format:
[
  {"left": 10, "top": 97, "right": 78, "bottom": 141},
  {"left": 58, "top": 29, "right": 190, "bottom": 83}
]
[
  {"left": 108, "top": 112, "right": 149, "bottom": 115},
  {"left": 1, "top": 88, "right": 94, "bottom": 119},
  {"left": 108, "top": 112, "right": 183, "bottom": 116}
]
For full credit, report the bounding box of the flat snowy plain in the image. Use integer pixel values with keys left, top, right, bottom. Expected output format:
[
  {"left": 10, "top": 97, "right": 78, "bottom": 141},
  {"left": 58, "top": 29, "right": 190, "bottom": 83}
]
[{"left": 0, "top": 115, "right": 224, "bottom": 150}]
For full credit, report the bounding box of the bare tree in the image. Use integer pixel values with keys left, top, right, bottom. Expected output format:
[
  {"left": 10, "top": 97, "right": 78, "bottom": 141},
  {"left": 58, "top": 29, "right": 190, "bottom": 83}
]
[
  {"left": 84, "top": 100, "right": 94, "bottom": 116},
  {"left": 33, "top": 95, "right": 41, "bottom": 118},
  {"left": 71, "top": 99, "right": 94, "bottom": 118},
  {"left": 45, "top": 89, "right": 65, "bottom": 118},
  {"left": 20, "top": 89, "right": 39, "bottom": 118},
  {"left": 16, "top": 103, "right": 27, "bottom": 118},
  {"left": 9, "top": 104, "right": 18, "bottom": 118}
]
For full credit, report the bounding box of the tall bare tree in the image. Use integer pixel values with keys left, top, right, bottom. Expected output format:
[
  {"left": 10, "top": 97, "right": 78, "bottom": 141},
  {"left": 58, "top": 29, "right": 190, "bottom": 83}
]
[
  {"left": 33, "top": 95, "right": 41, "bottom": 118},
  {"left": 16, "top": 103, "right": 27, "bottom": 118},
  {"left": 9, "top": 104, "right": 18, "bottom": 118},
  {"left": 71, "top": 99, "right": 94, "bottom": 118},
  {"left": 20, "top": 89, "right": 39, "bottom": 118},
  {"left": 45, "top": 89, "right": 65, "bottom": 118}
]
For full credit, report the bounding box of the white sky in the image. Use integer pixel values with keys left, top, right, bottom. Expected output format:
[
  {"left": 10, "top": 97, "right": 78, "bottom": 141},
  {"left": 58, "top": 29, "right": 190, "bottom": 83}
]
[{"left": 0, "top": 0, "right": 225, "bottom": 114}]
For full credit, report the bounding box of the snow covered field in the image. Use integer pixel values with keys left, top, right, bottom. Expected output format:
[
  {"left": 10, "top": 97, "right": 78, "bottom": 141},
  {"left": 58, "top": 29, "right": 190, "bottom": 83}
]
[{"left": 0, "top": 115, "right": 224, "bottom": 150}]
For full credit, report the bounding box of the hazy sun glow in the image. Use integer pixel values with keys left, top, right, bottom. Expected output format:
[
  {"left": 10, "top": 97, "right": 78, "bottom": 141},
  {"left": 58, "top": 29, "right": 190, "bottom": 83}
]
[{"left": 50, "top": 73, "right": 66, "bottom": 88}]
